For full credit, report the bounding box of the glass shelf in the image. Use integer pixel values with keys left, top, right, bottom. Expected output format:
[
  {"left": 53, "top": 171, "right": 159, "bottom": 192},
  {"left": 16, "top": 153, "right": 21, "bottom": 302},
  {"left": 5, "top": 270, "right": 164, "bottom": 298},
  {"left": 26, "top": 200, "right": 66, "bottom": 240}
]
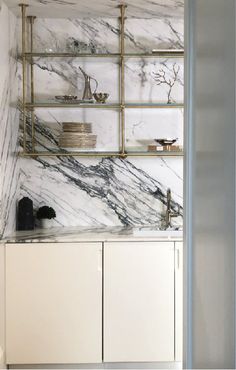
[
  {"left": 24, "top": 102, "right": 121, "bottom": 109},
  {"left": 22, "top": 53, "right": 120, "bottom": 59},
  {"left": 126, "top": 148, "right": 184, "bottom": 156},
  {"left": 125, "top": 103, "right": 184, "bottom": 109},
  {"left": 19, "top": 151, "right": 184, "bottom": 158},
  {"left": 125, "top": 152, "right": 183, "bottom": 157},
  {"left": 21, "top": 50, "right": 184, "bottom": 59},
  {"left": 20, "top": 151, "right": 120, "bottom": 157},
  {"left": 23, "top": 102, "right": 184, "bottom": 109},
  {"left": 125, "top": 51, "right": 184, "bottom": 58}
]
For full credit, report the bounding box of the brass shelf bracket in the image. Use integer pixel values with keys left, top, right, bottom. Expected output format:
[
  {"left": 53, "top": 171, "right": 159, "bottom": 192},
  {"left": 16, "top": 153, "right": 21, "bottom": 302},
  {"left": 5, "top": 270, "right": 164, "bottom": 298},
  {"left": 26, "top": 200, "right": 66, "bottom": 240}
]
[
  {"left": 28, "top": 15, "right": 37, "bottom": 152},
  {"left": 119, "top": 4, "right": 127, "bottom": 156},
  {"left": 19, "top": 4, "right": 28, "bottom": 153}
]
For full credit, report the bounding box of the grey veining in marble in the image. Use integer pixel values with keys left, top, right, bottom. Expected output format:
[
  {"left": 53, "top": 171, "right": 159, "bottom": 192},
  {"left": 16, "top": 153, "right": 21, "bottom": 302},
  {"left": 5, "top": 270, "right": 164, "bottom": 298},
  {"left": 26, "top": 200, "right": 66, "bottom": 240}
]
[
  {"left": 19, "top": 150, "right": 183, "bottom": 227},
  {"left": 0, "top": 2, "right": 20, "bottom": 238},
  {"left": 16, "top": 14, "right": 184, "bottom": 229},
  {"left": 8, "top": 0, "right": 184, "bottom": 19},
  {"left": 0, "top": 2, "right": 184, "bottom": 236},
  {"left": 29, "top": 17, "right": 184, "bottom": 53}
]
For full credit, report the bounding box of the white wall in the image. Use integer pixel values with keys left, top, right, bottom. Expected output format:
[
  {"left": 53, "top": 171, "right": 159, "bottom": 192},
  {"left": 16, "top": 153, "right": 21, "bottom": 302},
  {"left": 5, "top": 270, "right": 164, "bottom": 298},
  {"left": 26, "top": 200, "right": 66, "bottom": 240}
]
[{"left": 185, "top": 0, "right": 235, "bottom": 368}]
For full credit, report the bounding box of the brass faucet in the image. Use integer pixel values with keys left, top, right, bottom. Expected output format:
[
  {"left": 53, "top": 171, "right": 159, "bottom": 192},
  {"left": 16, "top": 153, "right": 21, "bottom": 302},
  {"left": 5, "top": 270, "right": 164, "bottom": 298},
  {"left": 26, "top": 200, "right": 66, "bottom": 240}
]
[{"left": 164, "top": 188, "right": 180, "bottom": 229}]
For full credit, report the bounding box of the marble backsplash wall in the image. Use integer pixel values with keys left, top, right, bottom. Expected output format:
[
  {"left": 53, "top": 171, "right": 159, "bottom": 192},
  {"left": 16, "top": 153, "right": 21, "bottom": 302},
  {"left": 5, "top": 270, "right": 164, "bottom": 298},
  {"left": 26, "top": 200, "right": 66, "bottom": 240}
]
[
  {"left": 0, "top": 2, "right": 19, "bottom": 238},
  {"left": 8, "top": 0, "right": 184, "bottom": 19},
  {"left": 16, "top": 14, "right": 184, "bottom": 229}
]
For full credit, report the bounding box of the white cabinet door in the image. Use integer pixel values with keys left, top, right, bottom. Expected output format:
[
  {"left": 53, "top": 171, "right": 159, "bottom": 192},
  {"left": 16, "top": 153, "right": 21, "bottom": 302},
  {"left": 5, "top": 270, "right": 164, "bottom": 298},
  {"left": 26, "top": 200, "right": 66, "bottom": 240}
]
[
  {"left": 104, "top": 241, "right": 175, "bottom": 363},
  {"left": 175, "top": 242, "right": 183, "bottom": 362},
  {"left": 6, "top": 243, "right": 102, "bottom": 365}
]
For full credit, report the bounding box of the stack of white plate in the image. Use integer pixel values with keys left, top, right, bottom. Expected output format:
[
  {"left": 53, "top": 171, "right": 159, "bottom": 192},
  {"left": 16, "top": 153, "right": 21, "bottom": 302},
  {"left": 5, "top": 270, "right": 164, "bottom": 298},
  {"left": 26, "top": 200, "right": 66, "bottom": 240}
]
[
  {"left": 59, "top": 122, "right": 97, "bottom": 149},
  {"left": 62, "top": 122, "right": 92, "bottom": 133}
]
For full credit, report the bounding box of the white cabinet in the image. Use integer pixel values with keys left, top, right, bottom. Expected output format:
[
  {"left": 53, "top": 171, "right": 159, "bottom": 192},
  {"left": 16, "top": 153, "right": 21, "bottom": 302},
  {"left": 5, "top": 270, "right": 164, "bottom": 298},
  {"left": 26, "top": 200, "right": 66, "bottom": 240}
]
[
  {"left": 104, "top": 241, "right": 175, "bottom": 363},
  {"left": 5, "top": 240, "right": 182, "bottom": 365},
  {"left": 6, "top": 243, "right": 103, "bottom": 365},
  {"left": 175, "top": 242, "right": 183, "bottom": 362}
]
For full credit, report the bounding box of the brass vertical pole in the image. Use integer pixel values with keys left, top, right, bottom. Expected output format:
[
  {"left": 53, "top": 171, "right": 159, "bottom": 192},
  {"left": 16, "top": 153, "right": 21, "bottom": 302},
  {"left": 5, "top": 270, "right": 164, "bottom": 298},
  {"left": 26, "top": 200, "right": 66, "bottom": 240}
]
[
  {"left": 19, "top": 4, "right": 28, "bottom": 153},
  {"left": 28, "top": 16, "right": 36, "bottom": 152},
  {"left": 119, "top": 4, "right": 127, "bottom": 157}
]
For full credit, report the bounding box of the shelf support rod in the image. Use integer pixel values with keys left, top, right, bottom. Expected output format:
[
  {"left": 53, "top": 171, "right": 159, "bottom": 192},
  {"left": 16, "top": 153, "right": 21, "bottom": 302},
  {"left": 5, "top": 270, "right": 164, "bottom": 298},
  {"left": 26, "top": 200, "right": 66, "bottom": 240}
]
[
  {"left": 19, "top": 4, "right": 28, "bottom": 154},
  {"left": 119, "top": 4, "right": 127, "bottom": 157},
  {"left": 28, "top": 16, "right": 36, "bottom": 152}
]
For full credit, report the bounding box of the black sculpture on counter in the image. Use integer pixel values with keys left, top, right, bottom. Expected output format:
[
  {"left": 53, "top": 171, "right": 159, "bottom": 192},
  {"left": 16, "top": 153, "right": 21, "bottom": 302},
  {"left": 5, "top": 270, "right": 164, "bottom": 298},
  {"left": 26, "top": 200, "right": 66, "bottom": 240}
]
[{"left": 17, "top": 197, "right": 34, "bottom": 231}]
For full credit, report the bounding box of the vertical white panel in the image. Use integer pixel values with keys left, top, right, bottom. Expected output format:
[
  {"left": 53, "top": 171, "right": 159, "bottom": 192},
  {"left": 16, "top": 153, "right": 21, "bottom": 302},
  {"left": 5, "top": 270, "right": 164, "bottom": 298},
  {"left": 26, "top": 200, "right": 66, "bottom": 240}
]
[
  {"left": 0, "top": 245, "right": 5, "bottom": 367},
  {"left": 175, "top": 242, "right": 183, "bottom": 362},
  {"left": 6, "top": 243, "right": 103, "bottom": 364},
  {"left": 104, "top": 242, "right": 175, "bottom": 363},
  {"left": 185, "top": 0, "right": 235, "bottom": 368}
]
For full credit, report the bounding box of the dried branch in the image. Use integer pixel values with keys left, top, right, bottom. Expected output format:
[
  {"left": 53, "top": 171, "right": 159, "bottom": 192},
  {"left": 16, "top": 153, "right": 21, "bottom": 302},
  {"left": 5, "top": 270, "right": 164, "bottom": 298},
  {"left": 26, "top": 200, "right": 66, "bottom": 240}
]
[{"left": 153, "top": 63, "right": 180, "bottom": 104}]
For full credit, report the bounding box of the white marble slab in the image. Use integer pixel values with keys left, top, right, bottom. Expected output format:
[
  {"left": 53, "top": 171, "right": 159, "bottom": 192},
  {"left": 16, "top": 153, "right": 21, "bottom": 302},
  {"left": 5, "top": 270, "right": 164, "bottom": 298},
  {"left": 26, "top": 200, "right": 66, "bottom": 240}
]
[
  {"left": 16, "top": 15, "right": 184, "bottom": 230},
  {"left": 0, "top": 2, "right": 20, "bottom": 238},
  {"left": 18, "top": 155, "right": 183, "bottom": 228},
  {"left": 0, "top": 2, "right": 184, "bottom": 236},
  {"left": 7, "top": 0, "right": 184, "bottom": 19}
]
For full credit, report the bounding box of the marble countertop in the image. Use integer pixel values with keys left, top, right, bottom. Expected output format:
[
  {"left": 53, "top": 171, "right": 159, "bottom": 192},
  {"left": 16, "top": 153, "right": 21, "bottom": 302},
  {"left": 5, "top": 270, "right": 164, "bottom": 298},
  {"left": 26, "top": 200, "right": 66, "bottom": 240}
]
[{"left": 3, "top": 226, "right": 183, "bottom": 244}]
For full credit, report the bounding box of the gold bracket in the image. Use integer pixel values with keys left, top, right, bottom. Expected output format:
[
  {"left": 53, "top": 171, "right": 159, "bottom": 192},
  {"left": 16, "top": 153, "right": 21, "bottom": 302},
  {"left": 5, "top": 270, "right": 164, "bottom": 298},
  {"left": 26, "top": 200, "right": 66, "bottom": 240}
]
[
  {"left": 119, "top": 4, "right": 126, "bottom": 156},
  {"left": 19, "top": 3, "right": 28, "bottom": 153},
  {"left": 27, "top": 16, "right": 36, "bottom": 152},
  {"left": 120, "top": 152, "right": 128, "bottom": 159},
  {"left": 27, "top": 16, "right": 36, "bottom": 24}
]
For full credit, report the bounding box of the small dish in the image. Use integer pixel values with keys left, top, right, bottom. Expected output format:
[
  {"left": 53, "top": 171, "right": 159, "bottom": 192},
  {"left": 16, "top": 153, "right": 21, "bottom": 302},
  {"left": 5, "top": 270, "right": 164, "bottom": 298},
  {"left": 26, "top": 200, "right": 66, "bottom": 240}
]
[
  {"left": 93, "top": 93, "right": 109, "bottom": 104},
  {"left": 155, "top": 138, "right": 178, "bottom": 146},
  {"left": 55, "top": 95, "right": 78, "bottom": 102}
]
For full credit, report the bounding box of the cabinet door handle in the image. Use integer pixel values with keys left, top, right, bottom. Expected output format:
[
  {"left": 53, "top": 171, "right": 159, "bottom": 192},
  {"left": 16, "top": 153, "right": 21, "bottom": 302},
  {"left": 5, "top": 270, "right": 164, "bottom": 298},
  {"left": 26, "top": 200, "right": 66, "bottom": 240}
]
[
  {"left": 176, "top": 249, "right": 180, "bottom": 270},
  {"left": 98, "top": 247, "right": 103, "bottom": 273}
]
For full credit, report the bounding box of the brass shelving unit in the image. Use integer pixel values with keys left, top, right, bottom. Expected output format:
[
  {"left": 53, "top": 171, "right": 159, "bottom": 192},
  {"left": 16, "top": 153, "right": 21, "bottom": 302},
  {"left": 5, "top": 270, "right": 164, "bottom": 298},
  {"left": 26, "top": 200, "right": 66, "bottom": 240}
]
[{"left": 19, "top": 4, "right": 184, "bottom": 158}]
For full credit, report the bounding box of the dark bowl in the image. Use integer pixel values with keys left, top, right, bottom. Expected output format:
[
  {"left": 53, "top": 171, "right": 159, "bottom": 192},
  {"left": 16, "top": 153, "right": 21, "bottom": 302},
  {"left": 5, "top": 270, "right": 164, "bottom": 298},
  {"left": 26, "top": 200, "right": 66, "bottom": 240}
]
[{"left": 154, "top": 138, "right": 178, "bottom": 146}]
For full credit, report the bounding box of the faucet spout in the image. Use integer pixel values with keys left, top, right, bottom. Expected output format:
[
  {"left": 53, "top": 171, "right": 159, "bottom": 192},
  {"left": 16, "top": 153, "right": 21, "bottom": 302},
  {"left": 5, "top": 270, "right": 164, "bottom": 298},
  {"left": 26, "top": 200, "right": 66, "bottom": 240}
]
[{"left": 164, "top": 188, "right": 180, "bottom": 229}]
